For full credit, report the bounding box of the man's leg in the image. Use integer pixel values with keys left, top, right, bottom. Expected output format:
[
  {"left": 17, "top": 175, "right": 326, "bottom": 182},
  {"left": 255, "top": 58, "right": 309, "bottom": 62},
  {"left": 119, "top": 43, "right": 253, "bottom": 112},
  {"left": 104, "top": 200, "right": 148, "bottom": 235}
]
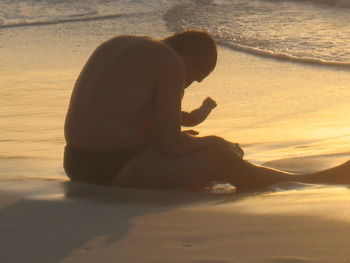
[
  {"left": 299, "top": 160, "right": 350, "bottom": 185},
  {"left": 112, "top": 144, "right": 350, "bottom": 190},
  {"left": 111, "top": 146, "right": 298, "bottom": 190}
]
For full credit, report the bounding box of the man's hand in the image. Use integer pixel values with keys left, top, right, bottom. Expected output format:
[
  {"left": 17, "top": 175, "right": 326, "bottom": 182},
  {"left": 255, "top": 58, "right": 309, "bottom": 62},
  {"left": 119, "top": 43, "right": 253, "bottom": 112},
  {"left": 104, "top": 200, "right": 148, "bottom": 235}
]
[
  {"left": 182, "top": 129, "right": 199, "bottom": 136},
  {"left": 202, "top": 97, "right": 217, "bottom": 111},
  {"left": 229, "top": 142, "right": 244, "bottom": 158},
  {"left": 194, "top": 136, "right": 244, "bottom": 158}
]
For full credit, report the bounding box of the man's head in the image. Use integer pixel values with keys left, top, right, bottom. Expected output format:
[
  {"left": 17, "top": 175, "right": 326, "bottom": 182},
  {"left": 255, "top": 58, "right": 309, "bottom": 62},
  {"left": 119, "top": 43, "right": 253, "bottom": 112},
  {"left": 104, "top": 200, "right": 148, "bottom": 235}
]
[{"left": 163, "top": 30, "right": 217, "bottom": 87}]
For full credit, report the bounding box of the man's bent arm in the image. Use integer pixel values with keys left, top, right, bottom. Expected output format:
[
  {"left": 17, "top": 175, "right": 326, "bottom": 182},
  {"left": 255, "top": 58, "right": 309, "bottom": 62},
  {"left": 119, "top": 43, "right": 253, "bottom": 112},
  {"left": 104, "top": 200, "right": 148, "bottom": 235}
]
[
  {"left": 181, "top": 97, "right": 217, "bottom": 127},
  {"left": 181, "top": 107, "right": 211, "bottom": 127},
  {"left": 152, "top": 46, "right": 224, "bottom": 157},
  {"left": 152, "top": 48, "right": 188, "bottom": 156}
]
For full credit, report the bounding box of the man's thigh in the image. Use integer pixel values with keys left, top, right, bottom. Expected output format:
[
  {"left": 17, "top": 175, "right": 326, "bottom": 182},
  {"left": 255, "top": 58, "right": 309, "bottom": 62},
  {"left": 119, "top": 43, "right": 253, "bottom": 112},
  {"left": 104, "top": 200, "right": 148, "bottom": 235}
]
[{"left": 111, "top": 147, "right": 232, "bottom": 190}]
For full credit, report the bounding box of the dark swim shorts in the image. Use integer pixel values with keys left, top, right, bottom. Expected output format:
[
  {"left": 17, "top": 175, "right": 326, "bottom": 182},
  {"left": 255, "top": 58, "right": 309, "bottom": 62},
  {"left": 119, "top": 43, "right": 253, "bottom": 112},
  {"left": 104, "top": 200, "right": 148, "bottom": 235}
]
[{"left": 63, "top": 145, "right": 144, "bottom": 185}]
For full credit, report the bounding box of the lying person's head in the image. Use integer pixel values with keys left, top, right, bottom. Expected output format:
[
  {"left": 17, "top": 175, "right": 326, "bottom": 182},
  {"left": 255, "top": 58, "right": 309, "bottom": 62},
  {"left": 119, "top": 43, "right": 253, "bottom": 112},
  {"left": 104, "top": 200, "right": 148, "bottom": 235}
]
[{"left": 163, "top": 30, "right": 217, "bottom": 87}]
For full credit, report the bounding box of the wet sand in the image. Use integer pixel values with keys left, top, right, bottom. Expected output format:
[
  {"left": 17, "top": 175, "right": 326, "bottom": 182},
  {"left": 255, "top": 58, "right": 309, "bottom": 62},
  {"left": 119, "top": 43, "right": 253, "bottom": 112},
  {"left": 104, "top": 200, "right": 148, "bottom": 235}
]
[
  {"left": 1, "top": 25, "right": 350, "bottom": 262},
  {"left": 184, "top": 47, "right": 350, "bottom": 169},
  {"left": 1, "top": 179, "right": 350, "bottom": 263}
]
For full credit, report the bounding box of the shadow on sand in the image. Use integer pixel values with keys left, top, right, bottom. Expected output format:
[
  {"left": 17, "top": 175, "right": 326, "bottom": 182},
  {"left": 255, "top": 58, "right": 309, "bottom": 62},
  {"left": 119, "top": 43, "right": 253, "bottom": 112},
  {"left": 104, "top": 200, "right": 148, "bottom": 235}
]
[{"left": 0, "top": 179, "right": 269, "bottom": 263}]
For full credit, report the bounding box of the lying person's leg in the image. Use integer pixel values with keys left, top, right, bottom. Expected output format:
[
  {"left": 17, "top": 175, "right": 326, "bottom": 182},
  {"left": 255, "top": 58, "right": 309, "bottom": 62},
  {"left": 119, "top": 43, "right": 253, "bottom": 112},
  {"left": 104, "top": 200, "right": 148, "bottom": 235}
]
[
  {"left": 112, "top": 146, "right": 292, "bottom": 190},
  {"left": 299, "top": 160, "right": 350, "bottom": 185},
  {"left": 112, "top": 143, "right": 350, "bottom": 190}
]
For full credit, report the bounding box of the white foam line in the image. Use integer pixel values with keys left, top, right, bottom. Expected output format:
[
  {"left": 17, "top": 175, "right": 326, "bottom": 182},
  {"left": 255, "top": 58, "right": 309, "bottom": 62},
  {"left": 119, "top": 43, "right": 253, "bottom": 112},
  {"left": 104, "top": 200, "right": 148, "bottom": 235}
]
[
  {"left": 216, "top": 39, "right": 350, "bottom": 69},
  {"left": 0, "top": 12, "right": 145, "bottom": 29}
]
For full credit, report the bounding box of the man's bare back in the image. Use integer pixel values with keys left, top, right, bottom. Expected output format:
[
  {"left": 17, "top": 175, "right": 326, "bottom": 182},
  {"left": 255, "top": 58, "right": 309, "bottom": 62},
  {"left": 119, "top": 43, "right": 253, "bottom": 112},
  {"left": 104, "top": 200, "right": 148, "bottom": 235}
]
[
  {"left": 65, "top": 35, "right": 184, "bottom": 151},
  {"left": 63, "top": 31, "right": 350, "bottom": 190}
]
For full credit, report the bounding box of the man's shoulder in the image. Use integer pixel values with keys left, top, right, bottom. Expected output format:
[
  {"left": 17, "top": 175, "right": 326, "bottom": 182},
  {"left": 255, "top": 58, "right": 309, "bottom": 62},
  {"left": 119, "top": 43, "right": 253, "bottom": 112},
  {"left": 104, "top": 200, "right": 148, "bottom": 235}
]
[
  {"left": 104, "top": 35, "right": 182, "bottom": 63},
  {"left": 142, "top": 38, "right": 184, "bottom": 71}
]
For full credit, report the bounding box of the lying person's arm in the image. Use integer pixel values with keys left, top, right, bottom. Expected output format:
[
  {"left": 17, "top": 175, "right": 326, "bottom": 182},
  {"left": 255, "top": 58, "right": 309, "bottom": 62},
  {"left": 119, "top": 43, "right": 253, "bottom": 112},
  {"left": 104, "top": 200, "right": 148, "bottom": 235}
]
[{"left": 181, "top": 97, "right": 217, "bottom": 127}]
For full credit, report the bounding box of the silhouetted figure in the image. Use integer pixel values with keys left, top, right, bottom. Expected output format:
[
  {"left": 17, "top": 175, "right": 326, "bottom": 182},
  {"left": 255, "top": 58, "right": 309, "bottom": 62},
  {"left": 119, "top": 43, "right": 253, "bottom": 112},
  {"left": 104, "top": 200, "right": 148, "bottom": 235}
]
[
  {"left": 64, "top": 31, "right": 350, "bottom": 190},
  {"left": 181, "top": 96, "right": 217, "bottom": 127}
]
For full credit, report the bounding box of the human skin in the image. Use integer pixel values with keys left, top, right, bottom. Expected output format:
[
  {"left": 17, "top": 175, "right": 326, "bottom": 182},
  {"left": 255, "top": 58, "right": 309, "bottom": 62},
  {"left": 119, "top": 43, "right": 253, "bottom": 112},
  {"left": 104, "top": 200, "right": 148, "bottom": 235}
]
[
  {"left": 142, "top": 97, "right": 217, "bottom": 144},
  {"left": 65, "top": 35, "right": 227, "bottom": 155},
  {"left": 65, "top": 34, "right": 350, "bottom": 191},
  {"left": 181, "top": 96, "right": 217, "bottom": 127}
]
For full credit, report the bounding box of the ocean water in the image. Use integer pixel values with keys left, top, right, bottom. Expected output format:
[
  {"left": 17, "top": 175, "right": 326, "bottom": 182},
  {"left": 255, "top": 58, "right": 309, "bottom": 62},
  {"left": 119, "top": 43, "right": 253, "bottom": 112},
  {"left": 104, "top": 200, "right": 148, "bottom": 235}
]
[{"left": 1, "top": 0, "right": 350, "bottom": 182}]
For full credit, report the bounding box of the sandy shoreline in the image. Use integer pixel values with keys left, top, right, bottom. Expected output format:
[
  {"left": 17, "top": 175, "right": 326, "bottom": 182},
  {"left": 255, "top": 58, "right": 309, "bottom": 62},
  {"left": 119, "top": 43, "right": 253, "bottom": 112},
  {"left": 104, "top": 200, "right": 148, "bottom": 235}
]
[
  {"left": 1, "top": 1, "right": 350, "bottom": 261},
  {"left": 2, "top": 22, "right": 350, "bottom": 263},
  {"left": 1, "top": 178, "right": 350, "bottom": 263}
]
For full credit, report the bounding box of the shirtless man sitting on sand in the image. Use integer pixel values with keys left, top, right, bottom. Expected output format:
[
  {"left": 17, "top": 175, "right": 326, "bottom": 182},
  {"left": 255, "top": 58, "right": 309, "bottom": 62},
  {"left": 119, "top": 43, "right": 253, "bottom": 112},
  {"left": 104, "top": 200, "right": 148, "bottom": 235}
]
[{"left": 64, "top": 30, "right": 350, "bottom": 190}]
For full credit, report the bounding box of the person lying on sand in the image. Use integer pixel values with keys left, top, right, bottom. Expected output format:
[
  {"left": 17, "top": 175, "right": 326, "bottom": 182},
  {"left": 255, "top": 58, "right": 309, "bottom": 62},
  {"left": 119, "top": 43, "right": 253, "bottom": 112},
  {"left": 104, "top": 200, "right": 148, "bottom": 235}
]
[{"left": 64, "top": 30, "right": 350, "bottom": 190}]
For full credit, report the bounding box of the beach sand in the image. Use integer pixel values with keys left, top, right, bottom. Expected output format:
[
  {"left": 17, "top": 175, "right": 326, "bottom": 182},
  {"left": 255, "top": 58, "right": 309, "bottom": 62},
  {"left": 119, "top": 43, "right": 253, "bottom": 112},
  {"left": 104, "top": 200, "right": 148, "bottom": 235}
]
[
  {"left": 2, "top": 179, "right": 350, "bottom": 263},
  {"left": 1, "top": 39, "right": 350, "bottom": 262}
]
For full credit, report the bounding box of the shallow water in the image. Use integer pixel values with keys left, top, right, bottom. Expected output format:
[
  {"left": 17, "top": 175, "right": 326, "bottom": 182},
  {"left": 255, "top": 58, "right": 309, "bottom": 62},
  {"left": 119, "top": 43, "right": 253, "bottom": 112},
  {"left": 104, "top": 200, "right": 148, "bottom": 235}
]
[{"left": 2, "top": 0, "right": 350, "bottom": 65}]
